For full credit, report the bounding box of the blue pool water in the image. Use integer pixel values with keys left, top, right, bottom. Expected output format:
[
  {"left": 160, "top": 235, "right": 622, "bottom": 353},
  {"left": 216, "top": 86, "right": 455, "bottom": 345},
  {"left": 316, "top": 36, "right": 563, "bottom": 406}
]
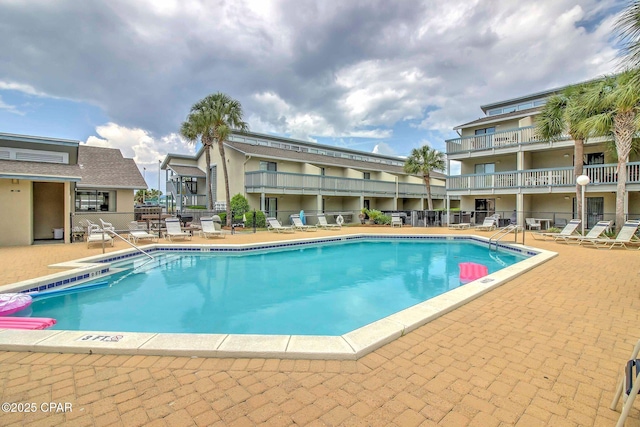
[{"left": 27, "top": 239, "right": 527, "bottom": 335}]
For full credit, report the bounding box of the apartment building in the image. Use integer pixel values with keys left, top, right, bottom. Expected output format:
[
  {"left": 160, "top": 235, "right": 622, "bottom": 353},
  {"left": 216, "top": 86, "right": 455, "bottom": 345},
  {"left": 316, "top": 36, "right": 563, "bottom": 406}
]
[
  {"left": 161, "top": 131, "right": 451, "bottom": 223},
  {"left": 445, "top": 85, "right": 640, "bottom": 228}
]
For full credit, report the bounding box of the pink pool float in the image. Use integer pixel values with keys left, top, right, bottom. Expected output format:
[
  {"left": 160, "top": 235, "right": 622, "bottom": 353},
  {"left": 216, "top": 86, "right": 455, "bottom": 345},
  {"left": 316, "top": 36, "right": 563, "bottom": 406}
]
[
  {"left": 459, "top": 262, "right": 489, "bottom": 284},
  {"left": 0, "top": 293, "right": 33, "bottom": 316}
]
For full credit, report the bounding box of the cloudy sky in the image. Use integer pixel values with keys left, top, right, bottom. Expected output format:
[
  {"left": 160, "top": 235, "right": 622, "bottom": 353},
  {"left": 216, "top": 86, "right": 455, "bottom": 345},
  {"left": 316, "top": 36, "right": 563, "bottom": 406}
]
[{"left": 0, "top": 0, "right": 628, "bottom": 189}]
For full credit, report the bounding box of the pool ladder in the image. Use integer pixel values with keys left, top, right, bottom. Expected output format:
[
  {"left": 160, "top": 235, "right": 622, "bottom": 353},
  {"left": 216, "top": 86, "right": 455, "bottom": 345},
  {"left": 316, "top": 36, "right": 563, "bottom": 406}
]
[
  {"left": 96, "top": 229, "right": 154, "bottom": 260},
  {"left": 488, "top": 225, "right": 521, "bottom": 250}
]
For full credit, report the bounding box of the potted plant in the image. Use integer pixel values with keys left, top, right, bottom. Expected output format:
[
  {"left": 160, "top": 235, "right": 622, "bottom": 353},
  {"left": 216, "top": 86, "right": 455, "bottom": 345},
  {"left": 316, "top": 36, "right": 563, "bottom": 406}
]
[{"left": 359, "top": 208, "right": 367, "bottom": 224}]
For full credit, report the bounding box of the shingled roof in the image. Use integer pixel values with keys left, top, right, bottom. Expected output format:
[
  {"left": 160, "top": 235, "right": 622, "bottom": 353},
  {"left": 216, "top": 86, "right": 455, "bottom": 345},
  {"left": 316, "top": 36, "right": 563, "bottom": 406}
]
[
  {"left": 0, "top": 159, "right": 82, "bottom": 181},
  {"left": 76, "top": 145, "right": 147, "bottom": 188},
  {"left": 224, "top": 140, "right": 446, "bottom": 179},
  {"left": 168, "top": 165, "right": 206, "bottom": 178},
  {"left": 454, "top": 107, "right": 541, "bottom": 130}
]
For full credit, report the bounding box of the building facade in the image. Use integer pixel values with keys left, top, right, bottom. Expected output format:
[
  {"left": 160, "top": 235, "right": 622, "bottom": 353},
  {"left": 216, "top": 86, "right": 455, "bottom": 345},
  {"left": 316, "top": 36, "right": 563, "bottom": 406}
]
[
  {"left": 446, "top": 85, "right": 640, "bottom": 228},
  {"left": 0, "top": 133, "right": 146, "bottom": 246},
  {"left": 162, "top": 132, "right": 452, "bottom": 224}
]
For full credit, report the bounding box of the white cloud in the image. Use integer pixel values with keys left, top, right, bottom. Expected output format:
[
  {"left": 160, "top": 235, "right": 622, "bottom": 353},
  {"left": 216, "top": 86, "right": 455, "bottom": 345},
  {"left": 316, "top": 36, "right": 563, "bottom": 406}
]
[
  {"left": 372, "top": 142, "right": 398, "bottom": 156},
  {"left": 0, "top": 95, "right": 23, "bottom": 115},
  {"left": 0, "top": 81, "right": 52, "bottom": 97}
]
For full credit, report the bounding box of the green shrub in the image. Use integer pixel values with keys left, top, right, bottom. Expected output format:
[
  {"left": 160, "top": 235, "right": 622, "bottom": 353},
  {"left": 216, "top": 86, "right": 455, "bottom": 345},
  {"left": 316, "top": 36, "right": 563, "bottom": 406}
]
[
  {"left": 230, "top": 194, "right": 250, "bottom": 216},
  {"left": 218, "top": 212, "right": 226, "bottom": 225},
  {"left": 244, "top": 210, "right": 266, "bottom": 228},
  {"left": 546, "top": 227, "right": 561, "bottom": 233},
  {"left": 378, "top": 214, "right": 392, "bottom": 225}
]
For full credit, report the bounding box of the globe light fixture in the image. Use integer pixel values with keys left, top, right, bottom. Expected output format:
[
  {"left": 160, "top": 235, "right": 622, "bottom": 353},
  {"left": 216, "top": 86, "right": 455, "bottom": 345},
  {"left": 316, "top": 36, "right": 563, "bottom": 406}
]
[{"left": 577, "top": 175, "right": 590, "bottom": 235}]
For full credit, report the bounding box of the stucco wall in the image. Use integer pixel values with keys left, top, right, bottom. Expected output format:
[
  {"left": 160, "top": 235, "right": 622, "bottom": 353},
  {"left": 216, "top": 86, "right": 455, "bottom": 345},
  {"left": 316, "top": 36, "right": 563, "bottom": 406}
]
[
  {"left": 0, "top": 179, "right": 32, "bottom": 246},
  {"left": 33, "top": 182, "right": 64, "bottom": 240}
]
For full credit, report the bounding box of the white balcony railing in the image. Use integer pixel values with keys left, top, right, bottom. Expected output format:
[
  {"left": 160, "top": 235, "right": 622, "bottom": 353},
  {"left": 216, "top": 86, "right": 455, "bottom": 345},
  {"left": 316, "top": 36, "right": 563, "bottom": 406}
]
[
  {"left": 245, "top": 171, "right": 448, "bottom": 198},
  {"left": 447, "top": 162, "right": 640, "bottom": 191}
]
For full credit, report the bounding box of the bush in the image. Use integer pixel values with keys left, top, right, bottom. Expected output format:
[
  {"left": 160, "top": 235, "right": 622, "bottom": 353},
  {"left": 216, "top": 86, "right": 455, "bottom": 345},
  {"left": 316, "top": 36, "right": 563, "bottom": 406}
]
[
  {"left": 230, "top": 194, "right": 250, "bottom": 216},
  {"left": 378, "top": 214, "right": 392, "bottom": 225},
  {"left": 218, "top": 212, "right": 226, "bottom": 225},
  {"left": 244, "top": 210, "right": 266, "bottom": 228}
]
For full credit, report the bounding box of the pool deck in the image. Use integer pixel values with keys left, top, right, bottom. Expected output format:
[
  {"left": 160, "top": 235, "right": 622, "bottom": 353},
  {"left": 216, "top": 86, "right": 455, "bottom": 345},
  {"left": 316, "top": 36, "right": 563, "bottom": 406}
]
[{"left": 0, "top": 226, "right": 638, "bottom": 426}]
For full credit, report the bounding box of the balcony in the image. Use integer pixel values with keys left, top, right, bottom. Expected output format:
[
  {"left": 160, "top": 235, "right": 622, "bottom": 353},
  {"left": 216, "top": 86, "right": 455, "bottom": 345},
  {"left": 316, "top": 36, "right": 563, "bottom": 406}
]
[
  {"left": 245, "top": 171, "right": 449, "bottom": 199},
  {"left": 445, "top": 126, "right": 610, "bottom": 156},
  {"left": 447, "top": 162, "right": 640, "bottom": 192}
]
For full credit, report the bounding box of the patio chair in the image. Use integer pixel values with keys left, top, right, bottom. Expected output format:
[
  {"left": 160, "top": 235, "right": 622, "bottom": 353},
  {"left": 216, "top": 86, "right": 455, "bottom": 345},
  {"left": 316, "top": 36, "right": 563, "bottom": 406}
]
[
  {"left": 525, "top": 218, "right": 541, "bottom": 230},
  {"left": 583, "top": 220, "right": 640, "bottom": 249},
  {"left": 291, "top": 215, "right": 317, "bottom": 231},
  {"left": 611, "top": 339, "right": 640, "bottom": 427},
  {"left": 474, "top": 218, "right": 496, "bottom": 231},
  {"left": 164, "top": 218, "right": 192, "bottom": 241},
  {"left": 317, "top": 214, "right": 341, "bottom": 230},
  {"left": 199, "top": 217, "right": 225, "bottom": 239},
  {"left": 86, "top": 224, "right": 114, "bottom": 248},
  {"left": 448, "top": 223, "right": 471, "bottom": 230},
  {"left": 531, "top": 219, "right": 581, "bottom": 241},
  {"left": 127, "top": 221, "right": 158, "bottom": 243},
  {"left": 267, "top": 217, "right": 295, "bottom": 233},
  {"left": 99, "top": 218, "right": 116, "bottom": 233},
  {"left": 391, "top": 213, "right": 403, "bottom": 228},
  {"left": 555, "top": 220, "right": 611, "bottom": 245}
]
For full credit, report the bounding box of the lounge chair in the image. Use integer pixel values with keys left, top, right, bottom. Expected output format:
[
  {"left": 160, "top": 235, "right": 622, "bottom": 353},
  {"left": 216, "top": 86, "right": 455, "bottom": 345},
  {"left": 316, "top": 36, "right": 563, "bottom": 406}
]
[
  {"left": 127, "top": 222, "right": 158, "bottom": 243},
  {"left": 164, "top": 218, "right": 192, "bottom": 241},
  {"left": 556, "top": 220, "right": 611, "bottom": 245},
  {"left": 199, "top": 217, "right": 225, "bottom": 239},
  {"left": 291, "top": 215, "right": 317, "bottom": 231},
  {"left": 584, "top": 220, "right": 640, "bottom": 249},
  {"left": 86, "top": 224, "right": 114, "bottom": 248},
  {"left": 267, "top": 217, "right": 295, "bottom": 233},
  {"left": 448, "top": 223, "right": 471, "bottom": 230},
  {"left": 317, "top": 214, "right": 341, "bottom": 230},
  {"left": 474, "top": 218, "right": 496, "bottom": 231},
  {"left": 391, "top": 213, "right": 403, "bottom": 228},
  {"left": 611, "top": 339, "right": 640, "bottom": 427},
  {"left": 525, "top": 218, "right": 541, "bottom": 230},
  {"left": 531, "top": 219, "right": 581, "bottom": 240}
]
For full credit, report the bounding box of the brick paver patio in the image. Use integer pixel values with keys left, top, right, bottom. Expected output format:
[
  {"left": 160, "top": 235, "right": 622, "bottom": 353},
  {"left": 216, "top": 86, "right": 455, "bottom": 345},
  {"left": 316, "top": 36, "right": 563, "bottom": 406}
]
[{"left": 0, "top": 227, "right": 638, "bottom": 426}]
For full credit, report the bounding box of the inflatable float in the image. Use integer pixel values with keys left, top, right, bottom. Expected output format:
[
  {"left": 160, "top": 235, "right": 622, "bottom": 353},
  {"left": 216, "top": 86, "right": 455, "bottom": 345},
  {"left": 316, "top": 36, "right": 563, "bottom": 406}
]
[
  {"left": 459, "top": 262, "right": 489, "bottom": 284},
  {"left": 0, "top": 293, "right": 32, "bottom": 316},
  {"left": 0, "top": 317, "right": 56, "bottom": 330}
]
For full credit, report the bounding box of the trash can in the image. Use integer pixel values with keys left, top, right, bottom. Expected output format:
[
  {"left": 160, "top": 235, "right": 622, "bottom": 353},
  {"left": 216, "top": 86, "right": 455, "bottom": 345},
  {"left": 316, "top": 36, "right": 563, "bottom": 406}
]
[{"left": 53, "top": 228, "right": 64, "bottom": 239}]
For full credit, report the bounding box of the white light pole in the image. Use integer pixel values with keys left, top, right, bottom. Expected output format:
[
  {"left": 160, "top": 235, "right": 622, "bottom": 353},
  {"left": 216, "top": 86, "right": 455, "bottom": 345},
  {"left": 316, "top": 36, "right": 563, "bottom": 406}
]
[{"left": 577, "top": 175, "right": 590, "bottom": 235}]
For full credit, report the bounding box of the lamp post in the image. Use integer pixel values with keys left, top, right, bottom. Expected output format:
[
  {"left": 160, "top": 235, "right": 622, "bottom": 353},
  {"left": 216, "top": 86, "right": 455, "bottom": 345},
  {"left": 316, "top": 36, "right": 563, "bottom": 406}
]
[{"left": 576, "top": 175, "right": 590, "bottom": 235}]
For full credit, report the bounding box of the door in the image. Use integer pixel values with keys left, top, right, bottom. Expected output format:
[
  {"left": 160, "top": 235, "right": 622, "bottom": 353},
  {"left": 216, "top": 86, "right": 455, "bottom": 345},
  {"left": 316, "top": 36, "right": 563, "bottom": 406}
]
[
  {"left": 474, "top": 198, "right": 495, "bottom": 224},
  {"left": 573, "top": 197, "right": 604, "bottom": 228}
]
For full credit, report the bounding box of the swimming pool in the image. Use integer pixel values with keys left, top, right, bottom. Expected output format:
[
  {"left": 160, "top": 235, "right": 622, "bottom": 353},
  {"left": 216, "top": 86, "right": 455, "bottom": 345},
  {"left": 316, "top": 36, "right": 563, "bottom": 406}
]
[
  {"left": 27, "top": 238, "right": 527, "bottom": 335},
  {"left": 0, "top": 234, "right": 555, "bottom": 359}
]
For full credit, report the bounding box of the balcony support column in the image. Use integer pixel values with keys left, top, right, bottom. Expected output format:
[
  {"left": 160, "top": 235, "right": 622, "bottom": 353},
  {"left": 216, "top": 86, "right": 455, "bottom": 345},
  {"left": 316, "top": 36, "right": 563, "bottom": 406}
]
[
  {"left": 517, "top": 193, "right": 524, "bottom": 227},
  {"left": 260, "top": 193, "right": 266, "bottom": 211},
  {"left": 517, "top": 151, "right": 524, "bottom": 187},
  {"left": 317, "top": 194, "right": 322, "bottom": 213}
]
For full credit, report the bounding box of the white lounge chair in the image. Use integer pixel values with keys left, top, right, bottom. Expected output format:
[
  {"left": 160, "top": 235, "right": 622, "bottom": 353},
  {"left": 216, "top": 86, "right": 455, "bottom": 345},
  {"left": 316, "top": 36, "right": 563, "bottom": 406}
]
[
  {"left": 291, "top": 215, "right": 317, "bottom": 231},
  {"left": 86, "top": 224, "right": 114, "bottom": 248},
  {"left": 525, "top": 218, "right": 541, "bottom": 230},
  {"left": 164, "top": 218, "right": 192, "bottom": 241},
  {"left": 267, "top": 217, "right": 295, "bottom": 233},
  {"left": 448, "top": 223, "right": 471, "bottom": 230},
  {"left": 531, "top": 219, "right": 581, "bottom": 241},
  {"left": 474, "top": 218, "right": 496, "bottom": 231},
  {"left": 317, "top": 214, "right": 341, "bottom": 230},
  {"left": 611, "top": 339, "right": 640, "bottom": 427},
  {"left": 556, "top": 220, "right": 611, "bottom": 245},
  {"left": 584, "top": 220, "right": 640, "bottom": 249},
  {"left": 127, "top": 221, "right": 158, "bottom": 243},
  {"left": 199, "top": 217, "right": 225, "bottom": 239},
  {"left": 391, "top": 213, "right": 403, "bottom": 228}
]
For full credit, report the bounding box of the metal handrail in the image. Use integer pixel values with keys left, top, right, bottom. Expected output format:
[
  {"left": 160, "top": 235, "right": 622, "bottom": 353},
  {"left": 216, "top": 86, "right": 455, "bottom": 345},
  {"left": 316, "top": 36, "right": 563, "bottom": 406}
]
[
  {"left": 96, "top": 228, "right": 154, "bottom": 260},
  {"left": 488, "top": 225, "right": 520, "bottom": 250}
]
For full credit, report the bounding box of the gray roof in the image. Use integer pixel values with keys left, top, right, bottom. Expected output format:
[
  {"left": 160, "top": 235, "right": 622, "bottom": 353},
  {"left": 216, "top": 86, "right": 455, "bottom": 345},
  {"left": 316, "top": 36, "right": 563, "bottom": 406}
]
[
  {"left": 168, "top": 165, "right": 206, "bottom": 178},
  {"left": 76, "top": 145, "right": 147, "bottom": 189},
  {"left": 454, "top": 107, "right": 541, "bottom": 130},
  {"left": 0, "top": 159, "right": 82, "bottom": 181},
  {"left": 225, "top": 141, "right": 446, "bottom": 179}
]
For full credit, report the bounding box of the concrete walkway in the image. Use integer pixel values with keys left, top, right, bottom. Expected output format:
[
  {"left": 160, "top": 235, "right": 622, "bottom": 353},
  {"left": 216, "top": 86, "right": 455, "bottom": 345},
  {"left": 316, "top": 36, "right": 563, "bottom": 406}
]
[{"left": 0, "top": 227, "right": 638, "bottom": 426}]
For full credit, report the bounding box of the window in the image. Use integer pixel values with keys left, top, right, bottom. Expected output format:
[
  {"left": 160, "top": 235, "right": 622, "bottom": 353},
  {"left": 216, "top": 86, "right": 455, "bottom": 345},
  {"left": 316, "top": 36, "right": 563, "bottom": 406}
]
[
  {"left": 584, "top": 153, "right": 604, "bottom": 165},
  {"left": 75, "top": 190, "right": 116, "bottom": 212},
  {"left": 474, "top": 127, "right": 495, "bottom": 135},
  {"left": 363, "top": 172, "right": 371, "bottom": 180},
  {"left": 474, "top": 163, "right": 495, "bottom": 174},
  {"left": 320, "top": 167, "right": 325, "bottom": 176},
  {"left": 260, "top": 161, "right": 277, "bottom": 171}
]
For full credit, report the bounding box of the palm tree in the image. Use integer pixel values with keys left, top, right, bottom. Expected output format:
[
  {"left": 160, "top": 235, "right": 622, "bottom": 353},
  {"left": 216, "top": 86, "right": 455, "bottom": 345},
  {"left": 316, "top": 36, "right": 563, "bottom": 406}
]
[
  {"left": 577, "top": 71, "right": 640, "bottom": 232},
  {"left": 180, "top": 93, "right": 248, "bottom": 225},
  {"left": 403, "top": 145, "right": 445, "bottom": 210},
  {"left": 616, "top": 1, "right": 640, "bottom": 71},
  {"left": 535, "top": 83, "right": 591, "bottom": 222}
]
